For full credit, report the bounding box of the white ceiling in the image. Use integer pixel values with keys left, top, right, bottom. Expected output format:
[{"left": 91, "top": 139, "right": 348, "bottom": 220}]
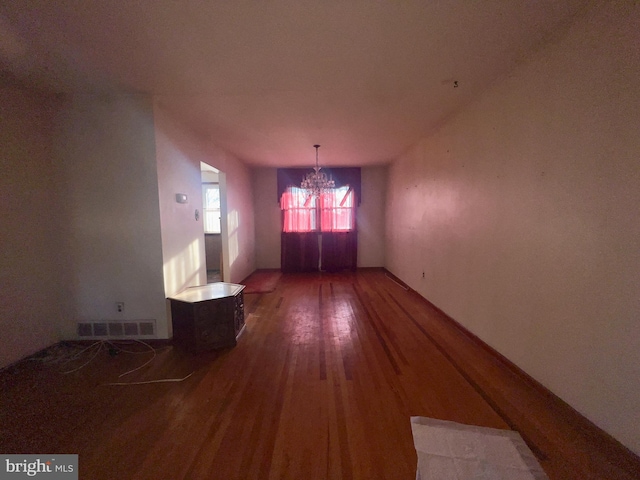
[{"left": 0, "top": 1, "right": 590, "bottom": 167}]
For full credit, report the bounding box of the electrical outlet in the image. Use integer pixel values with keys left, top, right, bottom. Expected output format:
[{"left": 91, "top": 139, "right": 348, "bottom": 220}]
[{"left": 116, "top": 302, "right": 124, "bottom": 313}]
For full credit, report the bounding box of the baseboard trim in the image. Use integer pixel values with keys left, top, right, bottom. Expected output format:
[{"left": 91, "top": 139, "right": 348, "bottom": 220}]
[
  {"left": 240, "top": 268, "right": 281, "bottom": 285},
  {"left": 241, "top": 267, "right": 384, "bottom": 286},
  {"left": 382, "top": 268, "right": 640, "bottom": 473}
]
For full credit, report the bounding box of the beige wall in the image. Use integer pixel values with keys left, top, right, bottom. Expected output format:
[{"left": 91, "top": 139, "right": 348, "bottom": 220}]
[
  {"left": 252, "top": 168, "right": 281, "bottom": 269},
  {"left": 53, "top": 94, "right": 167, "bottom": 338},
  {"left": 253, "top": 166, "right": 387, "bottom": 269},
  {"left": 386, "top": 0, "right": 640, "bottom": 454},
  {"left": 0, "top": 88, "right": 61, "bottom": 367}
]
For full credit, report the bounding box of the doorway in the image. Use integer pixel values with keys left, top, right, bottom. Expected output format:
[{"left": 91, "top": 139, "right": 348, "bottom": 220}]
[{"left": 201, "top": 162, "right": 229, "bottom": 283}]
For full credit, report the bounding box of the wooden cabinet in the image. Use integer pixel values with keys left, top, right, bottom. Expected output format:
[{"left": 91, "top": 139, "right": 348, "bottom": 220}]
[{"left": 168, "top": 283, "right": 245, "bottom": 353}]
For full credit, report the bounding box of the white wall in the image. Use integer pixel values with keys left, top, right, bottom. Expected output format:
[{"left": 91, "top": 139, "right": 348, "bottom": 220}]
[
  {"left": 154, "top": 101, "right": 256, "bottom": 286},
  {"left": 154, "top": 109, "right": 208, "bottom": 299},
  {"left": 54, "top": 95, "right": 167, "bottom": 338},
  {"left": 253, "top": 166, "right": 387, "bottom": 270},
  {"left": 217, "top": 151, "right": 256, "bottom": 283},
  {"left": 386, "top": 0, "right": 640, "bottom": 454},
  {"left": 1, "top": 90, "right": 255, "bottom": 359},
  {"left": 357, "top": 166, "right": 386, "bottom": 267},
  {"left": 0, "top": 88, "right": 60, "bottom": 367},
  {"left": 201, "top": 170, "right": 219, "bottom": 183}
]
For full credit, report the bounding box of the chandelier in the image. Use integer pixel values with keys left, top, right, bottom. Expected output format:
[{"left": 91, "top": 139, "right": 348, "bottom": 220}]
[{"left": 301, "top": 145, "right": 335, "bottom": 196}]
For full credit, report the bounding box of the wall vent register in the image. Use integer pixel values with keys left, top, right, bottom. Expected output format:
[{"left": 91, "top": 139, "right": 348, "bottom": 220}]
[{"left": 77, "top": 320, "right": 156, "bottom": 339}]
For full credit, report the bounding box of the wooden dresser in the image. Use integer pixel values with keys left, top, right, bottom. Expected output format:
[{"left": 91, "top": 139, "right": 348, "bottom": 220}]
[{"left": 168, "top": 282, "right": 245, "bottom": 353}]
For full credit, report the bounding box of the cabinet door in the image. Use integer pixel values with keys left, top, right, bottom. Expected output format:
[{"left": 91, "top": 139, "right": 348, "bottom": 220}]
[
  {"left": 171, "top": 300, "right": 197, "bottom": 350},
  {"left": 194, "top": 300, "right": 235, "bottom": 351}
]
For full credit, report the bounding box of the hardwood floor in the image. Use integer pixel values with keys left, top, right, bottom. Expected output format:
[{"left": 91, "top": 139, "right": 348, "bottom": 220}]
[{"left": 1, "top": 270, "right": 638, "bottom": 479}]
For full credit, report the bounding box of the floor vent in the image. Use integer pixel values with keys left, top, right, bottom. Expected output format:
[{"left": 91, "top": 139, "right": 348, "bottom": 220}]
[{"left": 75, "top": 320, "right": 156, "bottom": 339}]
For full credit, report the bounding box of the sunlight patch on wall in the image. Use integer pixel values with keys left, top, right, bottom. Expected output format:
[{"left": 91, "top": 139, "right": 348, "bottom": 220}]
[
  {"left": 163, "top": 238, "right": 202, "bottom": 296},
  {"left": 228, "top": 209, "right": 239, "bottom": 233},
  {"left": 227, "top": 209, "right": 239, "bottom": 267}
]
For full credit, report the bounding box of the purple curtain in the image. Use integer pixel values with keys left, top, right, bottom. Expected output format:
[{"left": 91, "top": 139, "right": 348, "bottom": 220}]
[
  {"left": 321, "top": 232, "right": 357, "bottom": 272},
  {"left": 281, "top": 232, "right": 319, "bottom": 272}
]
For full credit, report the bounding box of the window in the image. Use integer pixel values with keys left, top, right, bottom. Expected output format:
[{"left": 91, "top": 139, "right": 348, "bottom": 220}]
[
  {"left": 281, "top": 186, "right": 355, "bottom": 232},
  {"left": 281, "top": 187, "right": 317, "bottom": 232},
  {"left": 202, "top": 183, "right": 221, "bottom": 233},
  {"left": 320, "top": 186, "right": 355, "bottom": 232}
]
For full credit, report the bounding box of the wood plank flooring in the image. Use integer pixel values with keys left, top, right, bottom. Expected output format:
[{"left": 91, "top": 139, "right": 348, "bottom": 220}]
[{"left": 1, "top": 270, "right": 638, "bottom": 479}]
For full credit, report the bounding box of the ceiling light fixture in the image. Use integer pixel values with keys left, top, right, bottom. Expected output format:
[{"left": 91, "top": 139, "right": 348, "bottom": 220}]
[{"left": 301, "top": 144, "right": 335, "bottom": 196}]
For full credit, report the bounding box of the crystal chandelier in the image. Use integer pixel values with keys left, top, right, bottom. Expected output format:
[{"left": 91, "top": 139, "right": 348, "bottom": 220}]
[{"left": 301, "top": 145, "right": 335, "bottom": 196}]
